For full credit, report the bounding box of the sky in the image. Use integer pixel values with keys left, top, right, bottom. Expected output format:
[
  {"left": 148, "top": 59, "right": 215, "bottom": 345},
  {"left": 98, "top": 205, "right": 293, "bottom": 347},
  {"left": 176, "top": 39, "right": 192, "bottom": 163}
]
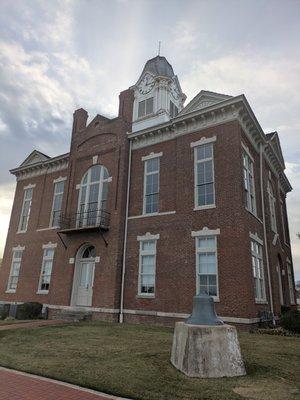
[{"left": 0, "top": 0, "right": 299, "bottom": 279}]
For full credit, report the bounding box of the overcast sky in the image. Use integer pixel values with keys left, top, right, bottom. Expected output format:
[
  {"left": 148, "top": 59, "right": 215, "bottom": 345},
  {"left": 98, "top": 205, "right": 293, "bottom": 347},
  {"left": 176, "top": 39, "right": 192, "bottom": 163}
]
[{"left": 0, "top": 0, "right": 299, "bottom": 280}]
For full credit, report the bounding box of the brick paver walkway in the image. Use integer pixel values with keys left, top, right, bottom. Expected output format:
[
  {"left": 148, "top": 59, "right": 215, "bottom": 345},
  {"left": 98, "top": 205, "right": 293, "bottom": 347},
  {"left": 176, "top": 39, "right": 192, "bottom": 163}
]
[{"left": 0, "top": 367, "right": 129, "bottom": 399}]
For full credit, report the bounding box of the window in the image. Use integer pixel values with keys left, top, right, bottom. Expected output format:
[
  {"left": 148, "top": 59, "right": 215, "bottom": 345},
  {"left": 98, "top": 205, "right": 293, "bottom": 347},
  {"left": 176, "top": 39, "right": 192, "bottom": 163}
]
[
  {"left": 143, "top": 158, "right": 159, "bottom": 214},
  {"left": 18, "top": 187, "right": 33, "bottom": 232},
  {"left": 170, "top": 101, "right": 178, "bottom": 118},
  {"left": 7, "top": 249, "right": 23, "bottom": 292},
  {"left": 77, "top": 165, "right": 110, "bottom": 227},
  {"left": 138, "top": 97, "right": 154, "bottom": 118},
  {"left": 138, "top": 239, "right": 157, "bottom": 296},
  {"left": 280, "top": 201, "right": 287, "bottom": 243},
  {"left": 195, "top": 143, "right": 215, "bottom": 208},
  {"left": 268, "top": 181, "right": 277, "bottom": 233},
  {"left": 243, "top": 150, "right": 256, "bottom": 214},
  {"left": 287, "top": 261, "right": 295, "bottom": 304},
  {"left": 50, "top": 180, "right": 65, "bottom": 227},
  {"left": 251, "top": 239, "right": 266, "bottom": 302},
  {"left": 38, "top": 247, "right": 55, "bottom": 292},
  {"left": 196, "top": 236, "right": 218, "bottom": 297}
]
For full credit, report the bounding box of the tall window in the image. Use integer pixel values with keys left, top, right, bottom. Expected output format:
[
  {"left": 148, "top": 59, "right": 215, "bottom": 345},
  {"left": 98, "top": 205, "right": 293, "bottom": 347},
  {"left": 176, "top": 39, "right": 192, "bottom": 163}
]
[
  {"left": 78, "top": 165, "right": 110, "bottom": 227},
  {"left": 268, "top": 181, "right": 277, "bottom": 233},
  {"left": 170, "top": 101, "right": 178, "bottom": 118},
  {"left": 143, "top": 158, "right": 159, "bottom": 214},
  {"left": 196, "top": 236, "right": 218, "bottom": 297},
  {"left": 138, "top": 97, "right": 154, "bottom": 118},
  {"left": 243, "top": 150, "right": 256, "bottom": 214},
  {"left": 195, "top": 143, "right": 215, "bottom": 208},
  {"left": 7, "top": 249, "right": 23, "bottom": 292},
  {"left": 138, "top": 239, "right": 157, "bottom": 296},
  {"left": 287, "top": 261, "right": 295, "bottom": 304},
  {"left": 251, "top": 239, "right": 266, "bottom": 302},
  {"left": 38, "top": 247, "right": 55, "bottom": 292},
  {"left": 50, "top": 180, "right": 65, "bottom": 227},
  {"left": 18, "top": 187, "right": 33, "bottom": 232}
]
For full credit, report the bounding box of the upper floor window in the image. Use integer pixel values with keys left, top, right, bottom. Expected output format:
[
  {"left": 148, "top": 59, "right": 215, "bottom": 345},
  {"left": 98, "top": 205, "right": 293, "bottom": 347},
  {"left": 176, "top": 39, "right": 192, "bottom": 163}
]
[
  {"left": 242, "top": 150, "right": 256, "bottom": 214},
  {"left": 287, "top": 261, "right": 295, "bottom": 305},
  {"left": 50, "top": 180, "right": 65, "bottom": 228},
  {"left": 196, "top": 235, "right": 218, "bottom": 297},
  {"left": 138, "top": 238, "right": 158, "bottom": 296},
  {"left": 143, "top": 157, "right": 159, "bottom": 214},
  {"left": 77, "top": 165, "right": 110, "bottom": 228},
  {"left": 38, "top": 247, "right": 55, "bottom": 293},
  {"left": 7, "top": 248, "right": 24, "bottom": 292},
  {"left": 138, "top": 97, "right": 154, "bottom": 118},
  {"left": 194, "top": 143, "right": 215, "bottom": 208},
  {"left": 268, "top": 181, "right": 277, "bottom": 233},
  {"left": 18, "top": 186, "right": 34, "bottom": 232},
  {"left": 251, "top": 238, "right": 266, "bottom": 302},
  {"left": 170, "top": 101, "right": 178, "bottom": 118}
]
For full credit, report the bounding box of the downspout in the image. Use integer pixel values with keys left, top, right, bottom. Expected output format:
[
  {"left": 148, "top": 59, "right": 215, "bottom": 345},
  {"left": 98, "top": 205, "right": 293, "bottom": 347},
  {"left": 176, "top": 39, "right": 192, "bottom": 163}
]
[
  {"left": 260, "top": 143, "right": 275, "bottom": 325},
  {"left": 119, "top": 138, "right": 132, "bottom": 323}
]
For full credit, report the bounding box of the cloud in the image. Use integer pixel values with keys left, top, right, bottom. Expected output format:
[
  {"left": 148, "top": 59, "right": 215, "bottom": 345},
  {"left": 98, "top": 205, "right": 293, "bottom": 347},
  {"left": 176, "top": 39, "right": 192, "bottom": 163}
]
[{"left": 0, "top": 183, "right": 15, "bottom": 257}]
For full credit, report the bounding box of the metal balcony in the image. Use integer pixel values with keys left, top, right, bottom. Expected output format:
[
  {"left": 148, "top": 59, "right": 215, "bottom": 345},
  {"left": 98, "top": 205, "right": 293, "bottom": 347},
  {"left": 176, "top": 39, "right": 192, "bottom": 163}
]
[{"left": 58, "top": 206, "right": 110, "bottom": 234}]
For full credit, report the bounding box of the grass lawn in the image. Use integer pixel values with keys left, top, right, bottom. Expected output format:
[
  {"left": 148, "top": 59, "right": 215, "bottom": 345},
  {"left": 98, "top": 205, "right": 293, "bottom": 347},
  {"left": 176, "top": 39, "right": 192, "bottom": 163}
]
[
  {"left": 0, "top": 319, "right": 34, "bottom": 325},
  {"left": 0, "top": 321, "right": 299, "bottom": 400}
]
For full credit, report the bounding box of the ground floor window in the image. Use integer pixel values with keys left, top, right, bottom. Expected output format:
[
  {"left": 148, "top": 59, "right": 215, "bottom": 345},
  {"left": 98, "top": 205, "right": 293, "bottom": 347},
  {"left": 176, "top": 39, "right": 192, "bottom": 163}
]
[
  {"left": 251, "top": 238, "right": 266, "bottom": 302},
  {"left": 7, "top": 248, "right": 24, "bottom": 292},
  {"left": 38, "top": 245, "right": 56, "bottom": 292},
  {"left": 196, "top": 235, "right": 218, "bottom": 297},
  {"left": 287, "top": 261, "right": 295, "bottom": 304},
  {"left": 138, "top": 234, "right": 158, "bottom": 296}
]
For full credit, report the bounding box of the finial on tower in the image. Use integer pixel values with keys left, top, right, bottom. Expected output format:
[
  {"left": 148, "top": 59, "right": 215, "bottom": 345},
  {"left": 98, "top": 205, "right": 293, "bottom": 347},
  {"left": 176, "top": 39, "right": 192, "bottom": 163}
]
[{"left": 158, "top": 41, "right": 161, "bottom": 56}]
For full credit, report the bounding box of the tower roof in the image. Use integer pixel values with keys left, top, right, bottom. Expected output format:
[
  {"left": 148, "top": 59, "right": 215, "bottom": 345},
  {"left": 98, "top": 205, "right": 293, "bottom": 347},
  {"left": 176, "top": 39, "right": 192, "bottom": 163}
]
[{"left": 141, "top": 55, "right": 174, "bottom": 78}]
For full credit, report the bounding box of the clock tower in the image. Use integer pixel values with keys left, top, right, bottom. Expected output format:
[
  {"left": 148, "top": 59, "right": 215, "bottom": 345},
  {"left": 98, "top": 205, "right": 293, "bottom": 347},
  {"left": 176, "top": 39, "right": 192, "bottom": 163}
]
[{"left": 131, "top": 56, "right": 186, "bottom": 133}]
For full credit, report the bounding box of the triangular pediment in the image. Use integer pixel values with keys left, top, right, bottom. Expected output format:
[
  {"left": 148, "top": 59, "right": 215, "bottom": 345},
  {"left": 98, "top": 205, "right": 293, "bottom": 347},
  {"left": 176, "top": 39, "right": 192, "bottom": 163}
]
[
  {"left": 20, "top": 150, "right": 50, "bottom": 167},
  {"left": 179, "top": 90, "right": 232, "bottom": 116},
  {"left": 266, "top": 132, "right": 285, "bottom": 166}
]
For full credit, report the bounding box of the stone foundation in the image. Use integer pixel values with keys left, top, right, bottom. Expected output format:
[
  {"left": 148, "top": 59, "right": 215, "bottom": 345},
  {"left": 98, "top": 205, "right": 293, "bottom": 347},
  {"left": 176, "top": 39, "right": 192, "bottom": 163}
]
[{"left": 171, "top": 322, "right": 246, "bottom": 378}]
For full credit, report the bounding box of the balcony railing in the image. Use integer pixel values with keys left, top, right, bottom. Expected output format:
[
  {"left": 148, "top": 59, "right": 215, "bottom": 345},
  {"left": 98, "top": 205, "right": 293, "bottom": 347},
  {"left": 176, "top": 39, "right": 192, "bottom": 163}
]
[{"left": 59, "top": 205, "right": 110, "bottom": 233}]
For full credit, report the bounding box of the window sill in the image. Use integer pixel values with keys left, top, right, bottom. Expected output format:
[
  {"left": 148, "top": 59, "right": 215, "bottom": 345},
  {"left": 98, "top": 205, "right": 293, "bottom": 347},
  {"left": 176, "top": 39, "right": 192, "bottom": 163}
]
[
  {"left": 128, "top": 211, "right": 176, "bottom": 220},
  {"left": 5, "top": 290, "right": 16, "bottom": 294},
  {"left": 245, "top": 208, "right": 263, "bottom": 224},
  {"left": 36, "top": 226, "right": 59, "bottom": 232},
  {"left": 36, "top": 290, "right": 49, "bottom": 295},
  {"left": 136, "top": 295, "right": 155, "bottom": 299},
  {"left": 255, "top": 300, "right": 268, "bottom": 304},
  {"left": 213, "top": 297, "right": 220, "bottom": 302},
  {"left": 16, "top": 230, "right": 27, "bottom": 234},
  {"left": 194, "top": 204, "right": 216, "bottom": 211}
]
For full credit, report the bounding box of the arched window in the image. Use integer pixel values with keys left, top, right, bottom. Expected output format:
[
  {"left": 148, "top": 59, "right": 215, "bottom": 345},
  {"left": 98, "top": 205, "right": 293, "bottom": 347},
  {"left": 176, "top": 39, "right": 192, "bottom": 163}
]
[
  {"left": 268, "top": 181, "right": 277, "bottom": 233},
  {"left": 81, "top": 245, "right": 96, "bottom": 259},
  {"left": 77, "top": 165, "right": 110, "bottom": 227}
]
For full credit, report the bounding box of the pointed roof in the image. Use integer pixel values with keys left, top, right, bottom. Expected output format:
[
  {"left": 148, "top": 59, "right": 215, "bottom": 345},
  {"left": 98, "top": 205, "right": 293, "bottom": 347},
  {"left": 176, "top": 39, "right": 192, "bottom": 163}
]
[
  {"left": 179, "top": 90, "right": 232, "bottom": 116},
  {"left": 266, "top": 131, "right": 285, "bottom": 167},
  {"left": 141, "top": 56, "right": 174, "bottom": 78},
  {"left": 20, "top": 150, "right": 50, "bottom": 167}
]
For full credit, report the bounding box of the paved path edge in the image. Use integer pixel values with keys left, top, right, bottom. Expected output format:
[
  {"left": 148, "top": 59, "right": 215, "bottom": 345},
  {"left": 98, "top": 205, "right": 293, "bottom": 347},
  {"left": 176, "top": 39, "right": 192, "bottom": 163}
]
[{"left": 0, "top": 366, "right": 132, "bottom": 400}]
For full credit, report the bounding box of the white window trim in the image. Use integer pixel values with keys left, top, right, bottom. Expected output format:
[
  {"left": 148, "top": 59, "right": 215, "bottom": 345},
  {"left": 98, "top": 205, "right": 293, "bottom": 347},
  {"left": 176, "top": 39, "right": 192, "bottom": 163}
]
[
  {"left": 280, "top": 199, "right": 287, "bottom": 244},
  {"left": 37, "top": 246, "right": 55, "bottom": 294},
  {"left": 267, "top": 180, "right": 277, "bottom": 233},
  {"left": 53, "top": 176, "right": 67, "bottom": 184},
  {"left": 286, "top": 261, "right": 295, "bottom": 305},
  {"left": 141, "top": 152, "right": 163, "bottom": 162},
  {"left": 6, "top": 248, "right": 24, "bottom": 293},
  {"left": 143, "top": 157, "right": 160, "bottom": 215},
  {"left": 190, "top": 135, "right": 216, "bottom": 148},
  {"left": 193, "top": 142, "right": 215, "bottom": 209},
  {"left": 194, "top": 234, "right": 219, "bottom": 301},
  {"left": 17, "top": 186, "right": 34, "bottom": 233},
  {"left": 137, "top": 96, "right": 154, "bottom": 120},
  {"left": 250, "top": 234, "right": 267, "bottom": 303},
  {"left": 128, "top": 211, "right": 175, "bottom": 220},
  {"left": 242, "top": 145, "right": 257, "bottom": 216},
  {"left": 137, "top": 235, "right": 158, "bottom": 297},
  {"left": 50, "top": 180, "right": 65, "bottom": 228}
]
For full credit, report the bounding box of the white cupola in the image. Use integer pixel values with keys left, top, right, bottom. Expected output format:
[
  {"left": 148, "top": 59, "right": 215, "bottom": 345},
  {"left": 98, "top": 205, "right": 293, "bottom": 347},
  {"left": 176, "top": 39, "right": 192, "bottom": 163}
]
[{"left": 131, "top": 56, "right": 186, "bottom": 133}]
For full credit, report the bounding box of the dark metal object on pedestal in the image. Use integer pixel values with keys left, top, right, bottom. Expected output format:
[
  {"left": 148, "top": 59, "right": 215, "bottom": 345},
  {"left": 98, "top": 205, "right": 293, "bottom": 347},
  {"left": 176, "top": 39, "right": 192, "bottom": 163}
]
[{"left": 186, "top": 294, "right": 224, "bottom": 325}]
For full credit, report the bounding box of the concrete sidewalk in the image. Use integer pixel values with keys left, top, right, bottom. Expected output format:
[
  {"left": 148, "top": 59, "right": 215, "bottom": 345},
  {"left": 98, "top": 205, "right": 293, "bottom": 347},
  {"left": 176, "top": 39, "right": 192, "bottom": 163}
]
[{"left": 0, "top": 367, "right": 130, "bottom": 400}]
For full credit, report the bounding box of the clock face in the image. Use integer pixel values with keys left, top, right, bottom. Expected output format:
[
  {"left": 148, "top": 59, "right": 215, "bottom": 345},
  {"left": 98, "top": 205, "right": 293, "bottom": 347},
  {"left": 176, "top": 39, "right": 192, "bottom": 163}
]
[
  {"left": 138, "top": 75, "right": 155, "bottom": 94},
  {"left": 170, "top": 82, "right": 180, "bottom": 100}
]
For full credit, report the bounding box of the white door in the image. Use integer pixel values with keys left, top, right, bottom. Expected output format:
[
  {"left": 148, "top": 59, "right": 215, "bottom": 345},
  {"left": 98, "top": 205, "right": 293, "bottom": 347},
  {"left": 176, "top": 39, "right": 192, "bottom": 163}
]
[{"left": 75, "top": 261, "right": 95, "bottom": 306}]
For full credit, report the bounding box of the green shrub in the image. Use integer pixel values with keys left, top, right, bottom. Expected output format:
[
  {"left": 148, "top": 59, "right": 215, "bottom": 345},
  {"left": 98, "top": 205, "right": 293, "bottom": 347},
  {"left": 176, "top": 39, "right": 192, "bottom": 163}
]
[
  {"left": 0, "top": 304, "right": 10, "bottom": 320},
  {"left": 281, "top": 309, "right": 300, "bottom": 334},
  {"left": 16, "top": 302, "right": 43, "bottom": 320}
]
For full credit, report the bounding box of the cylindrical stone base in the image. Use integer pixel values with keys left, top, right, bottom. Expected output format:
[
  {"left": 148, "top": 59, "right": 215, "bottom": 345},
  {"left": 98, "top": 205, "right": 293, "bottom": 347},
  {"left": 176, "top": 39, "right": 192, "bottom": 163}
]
[{"left": 171, "top": 322, "right": 246, "bottom": 378}]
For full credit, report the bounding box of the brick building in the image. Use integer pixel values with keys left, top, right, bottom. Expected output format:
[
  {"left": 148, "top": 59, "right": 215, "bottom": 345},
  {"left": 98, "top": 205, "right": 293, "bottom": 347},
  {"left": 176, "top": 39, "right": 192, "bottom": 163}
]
[{"left": 0, "top": 56, "right": 297, "bottom": 328}]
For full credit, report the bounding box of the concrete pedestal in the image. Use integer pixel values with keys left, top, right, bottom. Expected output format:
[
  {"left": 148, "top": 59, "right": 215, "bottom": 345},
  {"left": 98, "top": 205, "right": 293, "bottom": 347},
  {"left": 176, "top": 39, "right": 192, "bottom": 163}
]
[{"left": 171, "top": 322, "right": 246, "bottom": 378}]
